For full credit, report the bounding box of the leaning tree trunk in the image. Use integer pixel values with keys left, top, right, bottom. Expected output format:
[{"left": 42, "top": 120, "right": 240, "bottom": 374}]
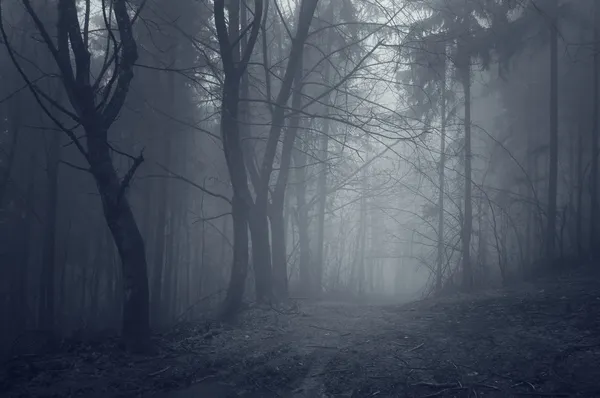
[
  {"left": 270, "top": 59, "right": 305, "bottom": 300},
  {"left": 251, "top": 0, "right": 319, "bottom": 301},
  {"left": 87, "top": 127, "right": 151, "bottom": 351},
  {"left": 214, "top": 0, "right": 264, "bottom": 314}
]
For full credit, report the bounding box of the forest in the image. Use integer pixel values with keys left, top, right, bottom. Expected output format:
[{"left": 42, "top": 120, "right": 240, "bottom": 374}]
[{"left": 1, "top": 0, "right": 600, "bottom": 396}]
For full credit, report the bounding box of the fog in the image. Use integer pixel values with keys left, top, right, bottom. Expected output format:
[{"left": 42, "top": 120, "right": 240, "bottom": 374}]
[{"left": 0, "top": 0, "right": 596, "bottom": 366}]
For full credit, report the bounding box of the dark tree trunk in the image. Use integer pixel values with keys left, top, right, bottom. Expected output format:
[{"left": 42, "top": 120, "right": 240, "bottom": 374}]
[
  {"left": 0, "top": 0, "right": 152, "bottom": 350},
  {"left": 269, "top": 209, "right": 287, "bottom": 298},
  {"left": 590, "top": 0, "right": 599, "bottom": 255},
  {"left": 0, "top": 104, "right": 19, "bottom": 206},
  {"left": 14, "top": 155, "right": 35, "bottom": 334},
  {"left": 577, "top": 125, "right": 584, "bottom": 259},
  {"left": 270, "top": 61, "right": 305, "bottom": 299},
  {"left": 547, "top": 0, "right": 559, "bottom": 263},
  {"left": 87, "top": 129, "right": 150, "bottom": 351},
  {"left": 150, "top": 186, "right": 167, "bottom": 325},
  {"left": 222, "top": 195, "right": 249, "bottom": 317},
  {"left": 248, "top": 206, "right": 273, "bottom": 302},
  {"left": 39, "top": 129, "right": 61, "bottom": 331},
  {"left": 220, "top": 77, "right": 253, "bottom": 316},
  {"left": 214, "top": 0, "right": 263, "bottom": 316}
]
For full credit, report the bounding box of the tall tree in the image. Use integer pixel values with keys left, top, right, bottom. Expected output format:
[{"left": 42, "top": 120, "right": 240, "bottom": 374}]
[
  {"left": 546, "top": 0, "right": 559, "bottom": 263},
  {"left": 590, "top": 0, "right": 599, "bottom": 255},
  {"left": 0, "top": 0, "right": 151, "bottom": 351},
  {"left": 214, "top": 0, "right": 263, "bottom": 316}
]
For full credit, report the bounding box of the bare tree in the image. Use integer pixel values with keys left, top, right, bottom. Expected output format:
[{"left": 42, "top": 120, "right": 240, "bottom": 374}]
[
  {"left": 214, "top": 0, "right": 264, "bottom": 316},
  {"left": 546, "top": 0, "right": 559, "bottom": 264},
  {"left": 0, "top": 0, "right": 151, "bottom": 351}
]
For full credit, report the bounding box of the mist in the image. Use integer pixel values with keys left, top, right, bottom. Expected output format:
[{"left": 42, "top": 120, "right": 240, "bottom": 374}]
[{"left": 1, "top": 0, "right": 599, "bottom": 397}]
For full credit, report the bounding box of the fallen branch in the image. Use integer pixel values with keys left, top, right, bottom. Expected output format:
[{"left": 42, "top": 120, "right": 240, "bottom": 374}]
[
  {"left": 406, "top": 343, "right": 424, "bottom": 352},
  {"left": 148, "top": 366, "right": 170, "bottom": 377}
]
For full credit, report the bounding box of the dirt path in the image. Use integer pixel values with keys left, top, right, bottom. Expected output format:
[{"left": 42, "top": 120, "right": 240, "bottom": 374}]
[{"left": 3, "top": 269, "right": 600, "bottom": 397}]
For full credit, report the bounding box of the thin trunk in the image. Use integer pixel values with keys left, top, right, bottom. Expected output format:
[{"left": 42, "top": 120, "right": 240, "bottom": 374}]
[
  {"left": 150, "top": 176, "right": 167, "bottom": 325},
  {"left": 0, "top": 114, "right": 19, "bottom": 206},
  {"left": 577, "top": 125, "right": 584, "bottom": 259},
  {"left": 152, "top": 60, "right": 175, "bottom": 324},
  {"left": 314, "top": 12, "right": 334, "bottom": 294},
  {"left": 314, "top": 118, "right": 330, "bottom": 296},
  {"left": 39, "top": 130, "right": 60, "bottom": 331},
  {"left": 270, "top": 210, "right": 287, "bottom": 298},
  {"left": 436, "top": 72, "right": 447, "bottom": 294},
  {"left": 590, "top": 0, "right": 599, "bottom": 254},
  {"left": 293, "top": 139, "right": 310, "bottom": 295},
  {"left": 14, "top": 155, "right": 35, "bottom": 334},
  {"left": 461, "top": 63, "right": 473, "bottom": 291},
  {"left": 358, "top": 165, "right": 367, "bottom": 296},
  {"left": 546, "top": 0, "right": 559, "bottom": 263}
]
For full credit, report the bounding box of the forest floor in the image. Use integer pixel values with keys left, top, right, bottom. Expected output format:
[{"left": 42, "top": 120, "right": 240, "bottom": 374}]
[{"left": 2, "top": 266, "right": 600, "bottom": 397}]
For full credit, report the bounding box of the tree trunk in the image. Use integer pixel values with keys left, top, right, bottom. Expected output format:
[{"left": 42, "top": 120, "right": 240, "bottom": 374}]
[
  {"left": 150, "top": 63, "right": 175, "bottom": 325},
  {"left": 222, "top": 195, "right": 249, "bottom": 317},
  {"left": 0, "top": 105, "right": 19, "bottom": 206},
  {"left": 248, "top": 205, "right": 273, "bottom": 302},
  {"left": 14, "top": 154, "right": 35, "bottom": 335},
  {"left": 269, "top": 209, "right": 287, "bottom": 298},
  {"left": 87, "top": 129, "right": 150, "bottom": 352},
  {"left": 39, "top": 129, "right": 60, "bottom": 331},
  {"left": 546, "top": 0, "right": 559, "bottom": 264},
  {"left": 590, "top": 0, "right": 599, "bottom": 255},
  {"left": 270, "top": 60, "right": 305, "bottom": 299},
  {"left": 436, "top": 71, "right": 447, "bottom": 294},
  {"left": 294, "top": 143, "right": 311, "bottom": 294},
  {"left": 461, "top": 64, "right": 473, "bottom": 291},
  {"left": 577, "top": 125, "right": 584, "bottom": 259},
  {"left": 314, "top": 121, "right": 330, "bottom": 296},
  {"left": 220, "top": 77, "right": 253, "bottom": 316},
  {"left": 215, "top": 0, "right": 263, "bottom": 315},
  {"left": 250, "top": 0, "right": 318, "bottom": 301},
  {"left": 150, "top": 183, "right": 167, "bottom": 325},
  {"left": 358, "top": 164, "right": 367, "bottom": 296}
]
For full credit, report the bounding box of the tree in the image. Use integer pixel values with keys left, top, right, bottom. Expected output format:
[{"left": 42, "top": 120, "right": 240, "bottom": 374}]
[
  {"left": 214, "top": 0, "right": 264, "bottom": 316},
  {"left": 0, "top": 0, "right": 151, "bottom": 351},
  {"left": 590, "top": 0, "right": 599, "bottom": 255},
  {"left": 546, "top": 0, "right": 559, "bottom": 263}
]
